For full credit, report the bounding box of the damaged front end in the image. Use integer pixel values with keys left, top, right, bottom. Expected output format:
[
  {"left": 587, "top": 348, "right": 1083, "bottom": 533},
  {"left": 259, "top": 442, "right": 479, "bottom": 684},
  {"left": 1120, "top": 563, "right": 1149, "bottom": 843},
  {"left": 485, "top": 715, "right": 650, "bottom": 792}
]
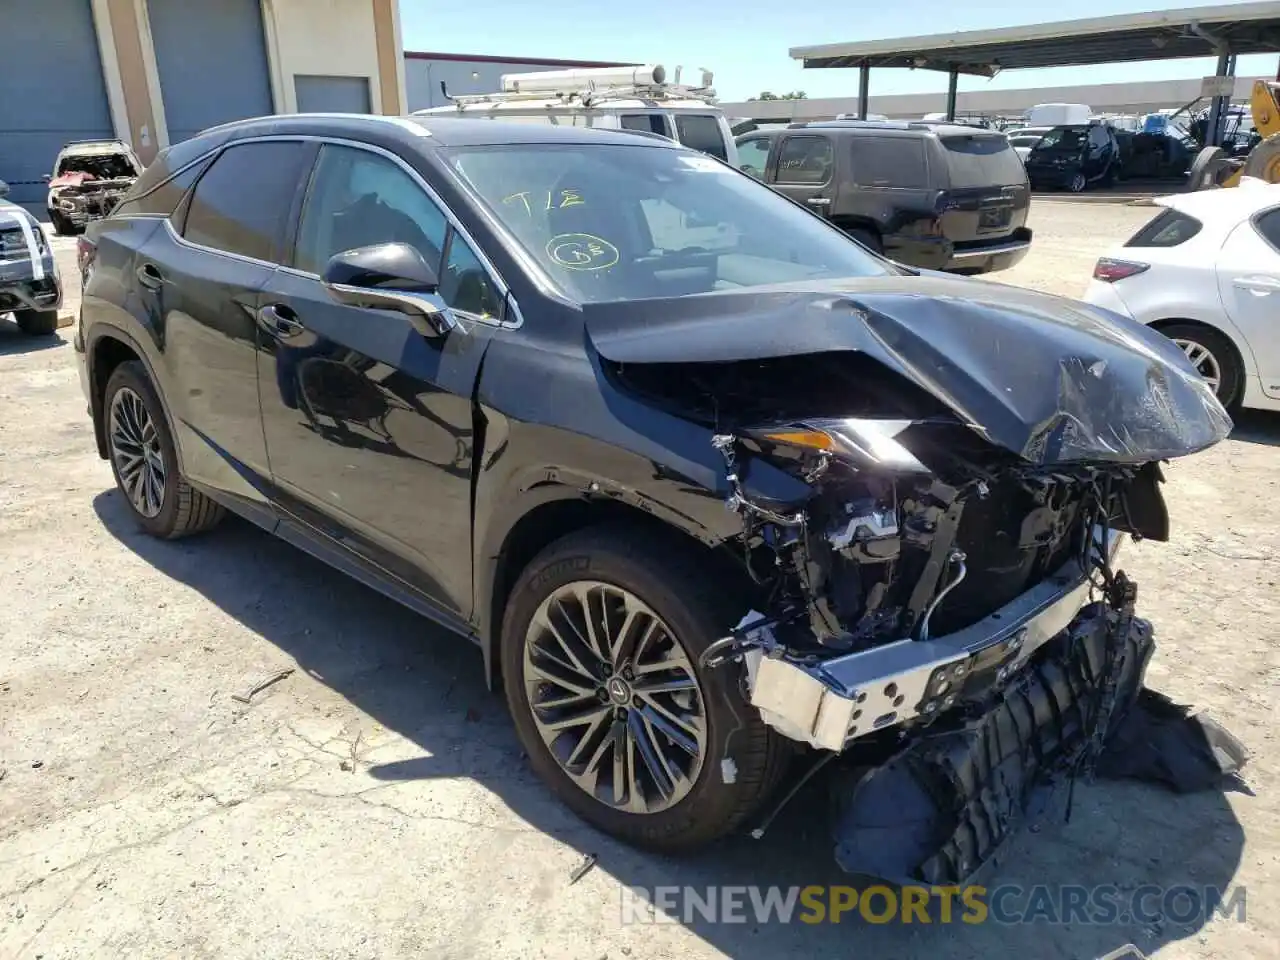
[
  {"left": 588, "top": 280, "right": 1235, "bottom": 883},
  {"left": 700, "top": 418, "right": 1171, "bottom": 883}
]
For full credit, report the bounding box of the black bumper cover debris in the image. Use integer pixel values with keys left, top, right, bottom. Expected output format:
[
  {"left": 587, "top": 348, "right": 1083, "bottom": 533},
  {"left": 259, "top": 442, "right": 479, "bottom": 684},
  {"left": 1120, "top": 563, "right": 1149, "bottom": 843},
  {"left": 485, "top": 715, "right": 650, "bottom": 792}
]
[{"left": 831, "top": 594, "right": 1164, "bottom": 885}]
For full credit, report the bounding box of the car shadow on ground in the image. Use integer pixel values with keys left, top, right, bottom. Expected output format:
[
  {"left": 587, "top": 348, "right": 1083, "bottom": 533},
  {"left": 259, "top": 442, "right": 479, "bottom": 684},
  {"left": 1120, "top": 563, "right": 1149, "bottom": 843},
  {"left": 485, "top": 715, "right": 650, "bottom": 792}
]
[
  {"left": 1229, "top": 409, "right": 1280, "bottom": 448},
  {"left": 93, "top": 490, "right": 1247, "bottom": 959},
  {"left": 0, "top": 320, "right": 66, "bottom": 355}
]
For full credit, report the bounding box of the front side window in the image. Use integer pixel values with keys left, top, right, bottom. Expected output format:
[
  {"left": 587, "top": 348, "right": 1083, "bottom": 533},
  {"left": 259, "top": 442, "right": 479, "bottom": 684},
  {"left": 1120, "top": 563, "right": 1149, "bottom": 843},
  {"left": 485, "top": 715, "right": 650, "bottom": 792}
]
[
  {"left": 295, "top": 144, "right": 500, "bottom": 320},
  {"left": 775, "top": 136, "right": 833, "bottom": 184},
  {"left": 736, "top": 138, "right": 772, "bottom": 179},
  {"left": 183, "top": 141, "right": 312, "bottom": 262},
  {"left": 673, "top": 114, "right": 729, "bottom": 161},
  {"left": 445, "top": 141, "right": 891, "bottom": 306},
  {"left": 294, "top": 144, "right": 448, "bottom": 275}
]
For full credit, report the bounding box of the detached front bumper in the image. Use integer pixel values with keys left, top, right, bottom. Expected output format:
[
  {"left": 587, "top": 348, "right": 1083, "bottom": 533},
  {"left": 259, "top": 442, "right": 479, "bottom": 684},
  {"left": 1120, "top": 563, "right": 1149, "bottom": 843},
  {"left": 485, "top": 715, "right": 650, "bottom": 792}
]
[{"left": 748, "top": 528, "right": 1126, "bottom": 752}]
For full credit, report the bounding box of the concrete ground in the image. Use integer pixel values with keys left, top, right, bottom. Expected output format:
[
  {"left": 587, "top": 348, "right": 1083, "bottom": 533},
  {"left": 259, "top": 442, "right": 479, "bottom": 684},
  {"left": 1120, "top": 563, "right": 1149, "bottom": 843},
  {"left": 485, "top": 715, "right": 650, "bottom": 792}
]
[{"left": 3, "top": 205, "right": 1278, "bottom": 960}]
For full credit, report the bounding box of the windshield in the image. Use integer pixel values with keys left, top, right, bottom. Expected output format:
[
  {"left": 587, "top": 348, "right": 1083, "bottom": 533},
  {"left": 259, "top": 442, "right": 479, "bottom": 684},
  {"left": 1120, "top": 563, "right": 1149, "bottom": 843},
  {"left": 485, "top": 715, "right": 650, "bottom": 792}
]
[
  {"left": 56, "top": 153, "right": 135, "bottom": 180},
  {"left": 1032, "top": 127, "right": 1086, "bottom": 152},
  {"left": 444, "top": 142, "right": 892, "bottom": 305}
]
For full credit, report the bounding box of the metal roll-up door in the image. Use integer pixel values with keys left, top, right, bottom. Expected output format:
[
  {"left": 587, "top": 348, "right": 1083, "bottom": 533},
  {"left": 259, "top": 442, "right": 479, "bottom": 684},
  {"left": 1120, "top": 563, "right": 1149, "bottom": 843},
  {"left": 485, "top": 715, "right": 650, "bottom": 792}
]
[
  {"left": 0, "top": 0, "right": 114, "bottom": 216},
  {"left": 147, "top": 0, "right": 274, "bottom": 144}
]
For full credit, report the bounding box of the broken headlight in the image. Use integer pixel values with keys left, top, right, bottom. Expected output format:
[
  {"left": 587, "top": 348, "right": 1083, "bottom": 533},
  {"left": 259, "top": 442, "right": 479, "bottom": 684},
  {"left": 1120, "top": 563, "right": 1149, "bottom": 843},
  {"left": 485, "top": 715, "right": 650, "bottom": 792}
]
[{"left": 744, "top": 418, "right": 931, "bottom": 475}]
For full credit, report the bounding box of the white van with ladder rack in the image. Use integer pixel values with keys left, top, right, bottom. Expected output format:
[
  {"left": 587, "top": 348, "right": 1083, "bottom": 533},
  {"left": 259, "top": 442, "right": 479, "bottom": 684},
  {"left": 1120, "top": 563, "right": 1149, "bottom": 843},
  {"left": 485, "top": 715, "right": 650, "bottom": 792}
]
[{"left": 413, "top": 64, "right": 738, "bottom": 167}]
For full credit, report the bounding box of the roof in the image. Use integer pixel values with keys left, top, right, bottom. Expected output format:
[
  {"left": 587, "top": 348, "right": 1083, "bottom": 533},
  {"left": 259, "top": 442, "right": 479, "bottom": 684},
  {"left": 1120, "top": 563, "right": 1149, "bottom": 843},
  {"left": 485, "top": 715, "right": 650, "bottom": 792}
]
[
  {"left": 793, "top": 119, "right": 1003, "bottom": 136},
  {"left": 791, "top": 3, "right": 1280, "bottom": 75},
  {"left": 404, "top": 50, "right": 633, "bottom": 68}
]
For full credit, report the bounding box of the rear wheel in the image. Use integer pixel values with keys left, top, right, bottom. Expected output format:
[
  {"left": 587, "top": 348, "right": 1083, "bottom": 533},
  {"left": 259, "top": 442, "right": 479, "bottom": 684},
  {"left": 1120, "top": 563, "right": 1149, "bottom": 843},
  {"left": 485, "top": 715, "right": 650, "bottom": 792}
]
[
  {"left": 1159, "top": 322, "right": 1242, "bottom": 409},
  {"left": 14, "top": 309, "right": 58, "bottom": 335},
  {"left": 500, "top": 526, "right": 788, "bottom": 851},
  {"left": 103, "top": 361, "right": 225, "bottom": 538}
]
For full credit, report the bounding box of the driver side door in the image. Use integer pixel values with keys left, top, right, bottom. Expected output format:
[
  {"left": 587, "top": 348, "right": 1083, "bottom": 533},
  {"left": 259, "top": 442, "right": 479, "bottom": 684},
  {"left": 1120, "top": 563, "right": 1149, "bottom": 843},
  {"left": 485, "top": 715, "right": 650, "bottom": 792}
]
[{"left": 257, "top": 141, "right": 506, "bottom": 620}]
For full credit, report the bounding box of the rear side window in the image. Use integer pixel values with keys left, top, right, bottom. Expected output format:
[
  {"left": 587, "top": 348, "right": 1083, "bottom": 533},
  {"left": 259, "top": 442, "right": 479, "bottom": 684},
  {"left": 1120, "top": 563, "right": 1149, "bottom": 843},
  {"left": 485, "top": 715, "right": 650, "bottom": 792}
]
[
  {"left": 776, "top": 136, "right": 833, "bottom": 184},
  {"left": 673, "top": 114, "right": 728, "bottom": 162},
  {"left": 1255, "top": 208, "right": 1280, "bottom": 252},
  {"left": 183, "top": 141, "right": 312, "bottom": 263},
  {"left": 111, "top": 156, "right": 212, "bottom": 218},
  {"left": 851, "top": 137, "right": 928, "bottom": 188},
  {"left": 1125, "top": 208, "right": 1203, "bottom": 248},
  {"left": 941, "top": 135, "right": 1025, "bottom": 188}
]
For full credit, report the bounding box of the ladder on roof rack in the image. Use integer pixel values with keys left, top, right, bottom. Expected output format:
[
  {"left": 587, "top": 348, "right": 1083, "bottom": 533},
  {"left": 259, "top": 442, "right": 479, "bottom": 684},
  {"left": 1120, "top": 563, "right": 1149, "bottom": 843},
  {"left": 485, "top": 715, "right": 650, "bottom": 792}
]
[{"left": 444, "top": 83, "right": 719, "bottom": 108}]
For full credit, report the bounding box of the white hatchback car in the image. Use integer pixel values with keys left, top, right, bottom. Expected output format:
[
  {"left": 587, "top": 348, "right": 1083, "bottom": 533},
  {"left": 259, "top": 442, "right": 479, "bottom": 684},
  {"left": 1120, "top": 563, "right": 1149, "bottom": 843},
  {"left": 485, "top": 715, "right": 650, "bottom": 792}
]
[{"left": 1084, "top": 185, "right": 1280, "bottom": 411}]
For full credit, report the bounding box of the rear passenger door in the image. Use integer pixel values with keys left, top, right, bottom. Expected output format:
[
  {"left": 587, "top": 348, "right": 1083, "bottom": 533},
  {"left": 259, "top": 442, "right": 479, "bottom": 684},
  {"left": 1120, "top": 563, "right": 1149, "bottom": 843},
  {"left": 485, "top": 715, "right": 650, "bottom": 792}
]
[
  {"left": 770, "top": 134, "right": 835, "bottom": 219},
  {"left": 255, "top": 142, "right": 503, "bottom": 619},
  {"left": 134, "top": 139, "right": 315, "bottom": 506}
]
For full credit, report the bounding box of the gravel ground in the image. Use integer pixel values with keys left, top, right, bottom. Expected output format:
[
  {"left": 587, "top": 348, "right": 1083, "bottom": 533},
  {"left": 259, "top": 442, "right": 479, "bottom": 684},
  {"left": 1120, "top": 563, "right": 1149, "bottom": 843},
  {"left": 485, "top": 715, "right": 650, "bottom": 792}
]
[{"left": 3, "top": 204, "right": 1278, "bottom": 960}]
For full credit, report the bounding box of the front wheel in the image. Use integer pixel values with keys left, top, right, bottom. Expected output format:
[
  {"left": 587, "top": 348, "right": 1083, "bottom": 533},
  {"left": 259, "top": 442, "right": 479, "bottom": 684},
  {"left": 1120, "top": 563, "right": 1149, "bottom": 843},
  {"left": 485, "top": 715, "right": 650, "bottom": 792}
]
[
  {"left": 500, "top": 526, "right": 788, "bottom": 851},
  {"left": 1067, "top": 171, "right": 1087, "bottom": 193}
]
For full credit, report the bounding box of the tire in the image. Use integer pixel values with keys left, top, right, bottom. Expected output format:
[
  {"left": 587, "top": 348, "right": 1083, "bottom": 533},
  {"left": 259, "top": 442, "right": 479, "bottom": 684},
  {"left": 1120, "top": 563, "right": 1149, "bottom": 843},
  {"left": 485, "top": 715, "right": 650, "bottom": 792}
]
[
  {"left": 1158, "top": 322, "right": 1243, "bottom": 410},
  {"left": 14, "top": 309, "right": 58, "bottom": 336},
  {"left": 847, "top": 227, "right": 882, "bottom": 254},
  {"left": 1067, "top": 171, "right": 1087, "bottom": 193},
  {"left": 49, "top": 210, "right": 76, "bottom": 236},
  {"left": 500, "top": 525, "right": 789, "bottom": 852},
  {"left": 103, "top": 360, "right": 225, "bottom": 538}
]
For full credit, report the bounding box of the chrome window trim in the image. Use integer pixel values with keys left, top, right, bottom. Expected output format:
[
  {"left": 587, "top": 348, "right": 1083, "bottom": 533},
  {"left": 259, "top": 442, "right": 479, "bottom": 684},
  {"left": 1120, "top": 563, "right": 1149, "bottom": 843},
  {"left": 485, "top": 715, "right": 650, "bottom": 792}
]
[{"left": 163, "top": 133, "right": 523, "bottom": 331}]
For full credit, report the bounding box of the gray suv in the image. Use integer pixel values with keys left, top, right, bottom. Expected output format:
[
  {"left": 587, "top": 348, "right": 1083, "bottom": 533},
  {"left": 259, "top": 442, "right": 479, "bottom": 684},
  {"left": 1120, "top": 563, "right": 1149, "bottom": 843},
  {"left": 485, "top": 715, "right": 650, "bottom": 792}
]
[{"left": 737, "top": 120, "right": 1032, "bottom": 274}]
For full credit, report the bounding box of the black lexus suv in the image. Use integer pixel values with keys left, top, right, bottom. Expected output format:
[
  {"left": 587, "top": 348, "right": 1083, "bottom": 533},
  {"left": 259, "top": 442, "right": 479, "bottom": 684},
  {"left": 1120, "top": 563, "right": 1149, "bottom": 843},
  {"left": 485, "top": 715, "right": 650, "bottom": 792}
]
[
  {"left": 736, "top": 120, "right": 1032, "bottom": 274},
  {"left": 75, "top": 114, "right": 1229, "bottom": 882}
]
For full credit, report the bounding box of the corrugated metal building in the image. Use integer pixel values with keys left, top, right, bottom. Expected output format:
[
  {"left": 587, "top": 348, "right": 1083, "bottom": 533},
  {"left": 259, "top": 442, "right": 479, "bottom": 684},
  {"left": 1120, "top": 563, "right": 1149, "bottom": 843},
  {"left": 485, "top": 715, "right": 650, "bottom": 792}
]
[
  {"left": 404, "top": 51, "right": 633, "bottom": 112},
  {"left": 0, "top": 0, "right": 406, "bottom": 215}
]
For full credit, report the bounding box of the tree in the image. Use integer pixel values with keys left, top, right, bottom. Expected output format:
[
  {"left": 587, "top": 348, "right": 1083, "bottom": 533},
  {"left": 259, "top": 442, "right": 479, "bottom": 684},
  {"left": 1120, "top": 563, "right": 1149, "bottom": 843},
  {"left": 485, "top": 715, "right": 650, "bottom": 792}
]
[{"left": 749, "top": 91, "right": 808, "bottom": 101}]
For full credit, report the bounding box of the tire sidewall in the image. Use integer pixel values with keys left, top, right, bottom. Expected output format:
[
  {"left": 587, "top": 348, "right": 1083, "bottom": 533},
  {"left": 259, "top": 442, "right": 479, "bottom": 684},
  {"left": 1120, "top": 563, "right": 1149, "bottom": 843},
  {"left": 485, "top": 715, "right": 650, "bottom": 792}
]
[
  {"left": 500, "top": 531, "right": 764, "bottom": 846},
  {"left": 103, "top": 362, "right": 184, "bottom": 536}
]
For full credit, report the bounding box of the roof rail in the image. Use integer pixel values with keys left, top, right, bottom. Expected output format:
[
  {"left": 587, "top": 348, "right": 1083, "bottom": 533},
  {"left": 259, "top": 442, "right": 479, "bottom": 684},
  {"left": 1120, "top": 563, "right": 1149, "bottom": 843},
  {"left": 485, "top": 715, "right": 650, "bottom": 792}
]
[{"left": 62, "top": 138, "right": 129, "bottom": 147}]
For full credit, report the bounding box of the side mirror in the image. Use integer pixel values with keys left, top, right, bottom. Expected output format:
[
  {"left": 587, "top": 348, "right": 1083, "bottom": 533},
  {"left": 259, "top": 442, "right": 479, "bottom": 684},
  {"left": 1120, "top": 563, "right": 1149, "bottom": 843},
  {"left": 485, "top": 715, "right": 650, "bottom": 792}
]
[
  {"left": 0, "top": 180, "right": 8, "bottom": 199},
  {"left": 321, "top": 242, "right": 455, "bottom": 338}
]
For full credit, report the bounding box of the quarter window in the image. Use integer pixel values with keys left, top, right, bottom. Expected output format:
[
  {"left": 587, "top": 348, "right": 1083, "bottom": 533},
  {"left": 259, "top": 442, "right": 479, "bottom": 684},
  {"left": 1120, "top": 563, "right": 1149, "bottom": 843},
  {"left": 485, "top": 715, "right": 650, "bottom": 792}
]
[
  {"left": 1124, "top": 208, "right": 1203, "bottom": 248},
  {"left": 112, "top": 156, "right": 212, "bottom": 218},
  {"left": 851, "top": 137, "right": 928, "bottom": 188},
  {"left": 775, "top": 136, "right": 833, "bottom": 184},
  {"left": 182, "top": 142, "right": 312, "bottom": 262}
]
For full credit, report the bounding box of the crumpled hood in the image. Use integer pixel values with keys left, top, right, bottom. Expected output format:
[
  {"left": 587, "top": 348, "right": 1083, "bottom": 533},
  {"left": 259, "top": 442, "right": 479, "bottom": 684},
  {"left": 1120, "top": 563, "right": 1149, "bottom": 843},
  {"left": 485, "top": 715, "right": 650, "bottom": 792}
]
[{"left": 584, "top": 275, "right": 1233, "bottom": 465}]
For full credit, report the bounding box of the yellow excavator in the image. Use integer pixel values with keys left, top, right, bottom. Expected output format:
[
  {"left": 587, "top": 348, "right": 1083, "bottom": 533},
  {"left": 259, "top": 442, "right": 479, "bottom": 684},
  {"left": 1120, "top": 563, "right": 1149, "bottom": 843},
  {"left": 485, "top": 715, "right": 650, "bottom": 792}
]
[{"left": 1189, "top": 79, "right": 1280, "bottom": 189}]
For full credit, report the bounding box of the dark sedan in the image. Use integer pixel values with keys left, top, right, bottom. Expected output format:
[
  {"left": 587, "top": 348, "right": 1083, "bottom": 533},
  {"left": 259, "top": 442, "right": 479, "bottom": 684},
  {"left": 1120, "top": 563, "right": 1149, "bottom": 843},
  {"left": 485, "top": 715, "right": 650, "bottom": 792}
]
[{"left": 75, "top": 114, "right": 1230, "bottom": 882}]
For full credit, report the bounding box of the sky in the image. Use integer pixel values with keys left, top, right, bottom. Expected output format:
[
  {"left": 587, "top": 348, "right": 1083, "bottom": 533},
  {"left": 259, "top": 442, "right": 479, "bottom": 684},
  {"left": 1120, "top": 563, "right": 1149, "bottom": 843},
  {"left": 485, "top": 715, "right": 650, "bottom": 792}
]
[{"left": 398, "top": 0, "right": 1278, "bottom": 103}]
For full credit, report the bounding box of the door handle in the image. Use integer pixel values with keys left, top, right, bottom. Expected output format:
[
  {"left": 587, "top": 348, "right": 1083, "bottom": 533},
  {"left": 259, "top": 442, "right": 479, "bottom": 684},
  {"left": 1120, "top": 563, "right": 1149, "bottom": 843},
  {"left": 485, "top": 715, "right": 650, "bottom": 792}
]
[
  {"left": 1233, "top": 276, "right": 1280, "bottom": 294},
  {"left": 136, "top": 262, "right": 163, "bottom": 290},
  {"left": 257, "top": 303, "right": 305, "bottom": 338},
  {"left": 806, "top": 197, "right": 832, "bottom": 207}
]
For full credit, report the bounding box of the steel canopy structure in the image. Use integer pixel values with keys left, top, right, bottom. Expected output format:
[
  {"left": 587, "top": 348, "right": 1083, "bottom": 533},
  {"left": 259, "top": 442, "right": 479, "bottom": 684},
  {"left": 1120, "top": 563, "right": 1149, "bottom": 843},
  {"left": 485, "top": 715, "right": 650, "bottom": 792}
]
[{"left": 789, "top": 4, "right": 1280, "bottom": 137}]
